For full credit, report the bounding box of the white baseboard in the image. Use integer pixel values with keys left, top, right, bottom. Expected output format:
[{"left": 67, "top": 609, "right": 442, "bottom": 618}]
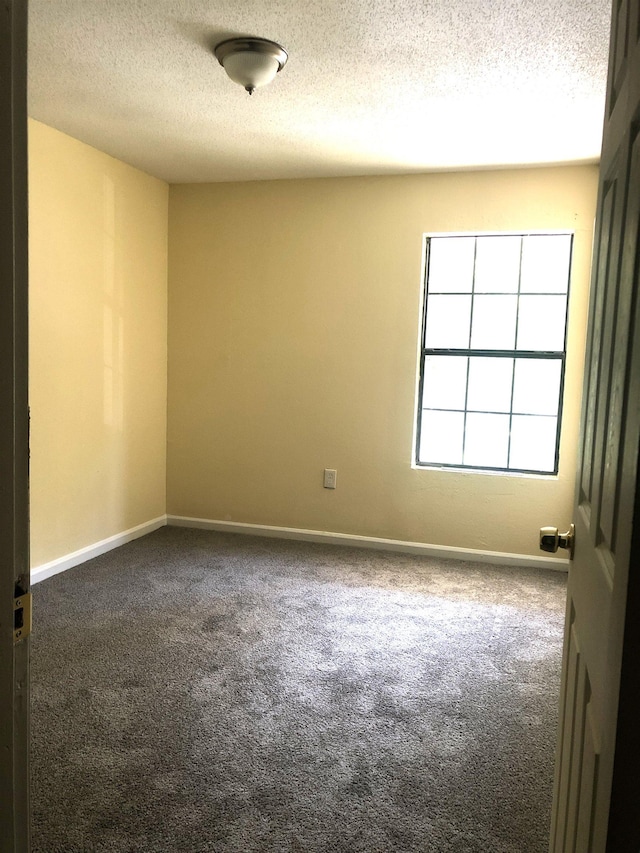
[
  {"left": 30, "top": 513, "right": 568, "bottom": 583},
  {"left": 30, "top": 515, "right": 168, "bottom": 584},
  {"left": 166, "top": 515, "right": 569, "bottom": 572}
]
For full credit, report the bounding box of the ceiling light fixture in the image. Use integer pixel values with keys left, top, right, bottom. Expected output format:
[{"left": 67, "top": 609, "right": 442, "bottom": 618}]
[{"left": 214, "top": 37, "right": 288, "bottom": 95}]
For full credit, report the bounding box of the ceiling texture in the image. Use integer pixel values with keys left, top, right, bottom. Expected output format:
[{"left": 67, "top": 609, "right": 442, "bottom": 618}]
[{"left": 27, "top": 0, "right": 612, "bottom": 184}]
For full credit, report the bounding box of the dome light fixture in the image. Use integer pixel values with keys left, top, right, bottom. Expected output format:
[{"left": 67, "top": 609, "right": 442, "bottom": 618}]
[{"left": 213, "top": 37, "right": 288, "bottom": 95}]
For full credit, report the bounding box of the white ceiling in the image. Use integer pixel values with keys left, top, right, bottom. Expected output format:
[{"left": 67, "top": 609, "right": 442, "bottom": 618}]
[{"left": 27, "top": 0, "right": 612, "bottom": 184}]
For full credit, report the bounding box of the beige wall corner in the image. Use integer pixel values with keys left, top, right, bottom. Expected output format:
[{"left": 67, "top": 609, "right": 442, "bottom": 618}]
[
  {"left": 167, "top": 167, "right": 598, "bottom": 557},
  {"left": 29, "top": 119, "right": 168, "bottom": 568}
]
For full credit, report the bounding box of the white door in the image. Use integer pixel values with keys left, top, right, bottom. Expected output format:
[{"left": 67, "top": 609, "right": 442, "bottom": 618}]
[
  {"left": 549, "top": 0, "right": 640, "bottom": 849},
  {"left": 0, "top": 0, "right": 30, "bottom": 850}
]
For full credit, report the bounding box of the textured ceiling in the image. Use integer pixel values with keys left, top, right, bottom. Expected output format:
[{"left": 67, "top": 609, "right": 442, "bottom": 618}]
[{"left": 27, "top": 0, "right": 611, "bottom": 183}]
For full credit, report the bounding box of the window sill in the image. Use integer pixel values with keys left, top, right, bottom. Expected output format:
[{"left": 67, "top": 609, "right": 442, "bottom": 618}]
[{"left": 411, "top": 462, "right": 559, "bottom": 481}]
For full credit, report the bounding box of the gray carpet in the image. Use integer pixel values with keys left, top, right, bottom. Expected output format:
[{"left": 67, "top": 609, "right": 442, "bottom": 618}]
[{"left": 30, "top": 526, "right": 566, "bottom": 853}]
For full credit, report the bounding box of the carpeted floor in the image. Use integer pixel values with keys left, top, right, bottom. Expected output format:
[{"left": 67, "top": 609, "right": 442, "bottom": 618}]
[{"left": 30, "top": 527, "right": 566, "bottom": 853}]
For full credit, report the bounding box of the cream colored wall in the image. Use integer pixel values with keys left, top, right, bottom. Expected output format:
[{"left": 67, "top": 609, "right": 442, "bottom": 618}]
[
  {"left": 29, "top": 119, "right": 168, "bottom": 567},
  {"left": 167, "top": 167, "right": 598, "bottom": 557}
]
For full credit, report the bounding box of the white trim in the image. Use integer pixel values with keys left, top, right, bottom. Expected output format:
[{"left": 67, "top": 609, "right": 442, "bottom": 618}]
[
  {"left": 166, "top": 515, "right": 569, "bottom": 572},
  {"left": 30, "top": 515, "right": 167, "bottom": 584}
]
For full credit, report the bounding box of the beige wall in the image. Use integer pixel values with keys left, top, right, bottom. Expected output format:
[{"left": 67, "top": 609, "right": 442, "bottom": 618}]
[
  {"left": 167, "top": 167, "right": 598, "bottom": 557},
  {"left": 29, "top": 120, "right": 168, "bottom": 567},
  {"left": 27, "top": 129, "right": 598, "bottom": 566}
]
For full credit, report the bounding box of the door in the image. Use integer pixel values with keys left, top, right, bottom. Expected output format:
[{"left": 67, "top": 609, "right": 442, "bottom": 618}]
[
  {"left": 550, "top": 0, "right": 640, "bottom": 850},
  {"left": 0, "top": 0, "right": 30, "bottom": 850}
]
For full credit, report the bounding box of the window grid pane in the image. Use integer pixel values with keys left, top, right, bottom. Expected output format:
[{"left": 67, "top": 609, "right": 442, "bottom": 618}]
[
  {"left": 418, "top": 233, "right": 572, "bottom": 474},
  {"left": 419, "top": 353, "right": 562, "bottom": 472}
]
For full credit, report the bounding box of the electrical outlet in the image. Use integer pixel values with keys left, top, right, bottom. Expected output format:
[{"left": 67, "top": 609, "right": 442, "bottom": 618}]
[{"left": 323, "top": 468, "right": 337, "bottom": 489}]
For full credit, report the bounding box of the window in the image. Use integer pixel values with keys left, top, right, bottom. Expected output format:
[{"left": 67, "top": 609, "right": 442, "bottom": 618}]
[{"left": 415, "top": 233, "right": 572, "bottom": 475}]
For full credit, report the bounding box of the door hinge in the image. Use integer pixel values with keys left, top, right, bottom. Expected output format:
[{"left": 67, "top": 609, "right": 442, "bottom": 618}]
[{"left": 14, "top": 591, "right": 31, "bottom": 643}]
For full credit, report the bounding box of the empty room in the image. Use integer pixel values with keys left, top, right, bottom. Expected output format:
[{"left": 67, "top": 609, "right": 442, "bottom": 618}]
[{"left": 5, "top": 0, "right": 640, "bottom": 850}]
